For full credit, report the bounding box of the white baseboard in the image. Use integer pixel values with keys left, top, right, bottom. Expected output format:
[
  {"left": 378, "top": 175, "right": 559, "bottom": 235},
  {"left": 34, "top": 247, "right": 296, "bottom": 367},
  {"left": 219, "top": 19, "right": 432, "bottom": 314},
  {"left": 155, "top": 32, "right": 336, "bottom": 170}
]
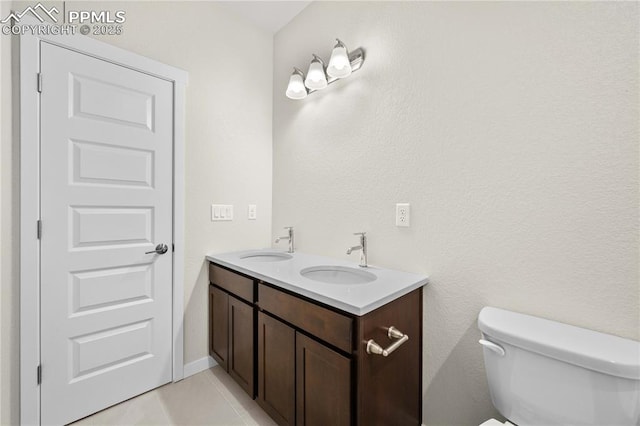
[{"left": 183, "top": 355, "right": 218, "bottom": 378}]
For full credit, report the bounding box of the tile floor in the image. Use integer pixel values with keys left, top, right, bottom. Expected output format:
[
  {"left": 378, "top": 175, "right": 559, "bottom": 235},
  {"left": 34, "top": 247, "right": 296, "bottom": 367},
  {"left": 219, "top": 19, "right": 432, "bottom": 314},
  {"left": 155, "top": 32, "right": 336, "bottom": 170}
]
[{"left": 71, "top": 366, "right": 277, "bottom": 426}]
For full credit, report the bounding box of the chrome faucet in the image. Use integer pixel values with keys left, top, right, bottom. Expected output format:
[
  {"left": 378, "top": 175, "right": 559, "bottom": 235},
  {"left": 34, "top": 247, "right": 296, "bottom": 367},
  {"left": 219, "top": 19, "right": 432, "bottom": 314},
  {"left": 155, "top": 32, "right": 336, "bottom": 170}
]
[
  {"left": 346, "top": 232, "right": 367, "bottom": 267},
  {"left": 275, "top": 226, "right": 295, "bottom": 253}
]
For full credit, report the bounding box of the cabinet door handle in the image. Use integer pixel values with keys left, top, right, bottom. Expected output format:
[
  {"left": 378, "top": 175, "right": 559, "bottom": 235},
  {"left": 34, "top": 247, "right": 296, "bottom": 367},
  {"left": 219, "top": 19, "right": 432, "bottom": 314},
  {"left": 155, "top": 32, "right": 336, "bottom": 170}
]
[{"left": 366, "top": 326, "right": 409, "bottom": 357}]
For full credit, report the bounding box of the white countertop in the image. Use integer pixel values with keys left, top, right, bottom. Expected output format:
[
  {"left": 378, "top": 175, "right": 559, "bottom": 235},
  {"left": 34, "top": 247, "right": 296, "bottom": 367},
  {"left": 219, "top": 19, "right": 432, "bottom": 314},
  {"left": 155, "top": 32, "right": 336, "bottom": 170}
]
[{"left": 206, "top": 249, "right": 429, "bottom": 316}]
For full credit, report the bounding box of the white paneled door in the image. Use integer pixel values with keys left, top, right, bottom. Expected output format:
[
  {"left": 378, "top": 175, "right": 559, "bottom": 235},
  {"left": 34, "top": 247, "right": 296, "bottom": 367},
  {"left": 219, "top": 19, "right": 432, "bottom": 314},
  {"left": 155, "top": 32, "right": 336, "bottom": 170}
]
[{"left": 40, "top": 43, "right": 174, "bottom": 425}]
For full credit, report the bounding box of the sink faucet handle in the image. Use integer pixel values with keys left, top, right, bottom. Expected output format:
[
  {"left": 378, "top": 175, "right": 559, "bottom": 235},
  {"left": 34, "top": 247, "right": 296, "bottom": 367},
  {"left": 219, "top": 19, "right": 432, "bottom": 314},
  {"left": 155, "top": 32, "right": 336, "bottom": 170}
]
[
  {"left": 278, "top": 227, "right": 294, "bottom": 253},
  {"left": 349, "top": 232, "right": 368, "bottom": 267}
]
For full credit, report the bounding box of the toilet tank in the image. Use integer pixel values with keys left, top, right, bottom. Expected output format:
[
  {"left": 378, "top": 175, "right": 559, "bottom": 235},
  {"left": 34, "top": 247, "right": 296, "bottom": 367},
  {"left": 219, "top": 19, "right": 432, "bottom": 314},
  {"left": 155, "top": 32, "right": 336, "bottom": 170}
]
[{"left": 478, "top": 307, "right": 640, "bottom": 426}]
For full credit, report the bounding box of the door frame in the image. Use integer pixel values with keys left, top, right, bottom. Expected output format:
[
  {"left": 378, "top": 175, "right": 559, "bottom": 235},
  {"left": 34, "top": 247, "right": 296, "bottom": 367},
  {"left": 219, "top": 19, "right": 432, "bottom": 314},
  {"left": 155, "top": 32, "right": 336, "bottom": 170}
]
[{"left": 19, "top": 19, "right": 188, "bottom": 426}]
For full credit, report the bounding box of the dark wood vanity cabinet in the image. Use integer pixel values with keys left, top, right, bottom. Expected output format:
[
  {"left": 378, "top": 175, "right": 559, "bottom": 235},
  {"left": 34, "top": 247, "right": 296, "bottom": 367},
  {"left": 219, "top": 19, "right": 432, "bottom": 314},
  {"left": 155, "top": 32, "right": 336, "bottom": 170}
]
[
  {"left": 209, "top": 262, "right": 423, "bottom": 426},
  {"left": 355, "top": 290, "right": 422, "bottom": 426},
  {"left": 209, "top": 285, "right": 229, "bottom": 370},
  {"left": 257, "top": 311, "right": 295, "bottom": 425},
  {"left": 227, "top": 296, "right": 254, "bottom": 394},
  {"left": 256, "top": 311, "right": 351, "bottom": 426},
  {"left": 257, "top": 283, "right": 353, "bottom": 426},
  {"left": 208, "top": 264, "right": 256, "bottom": 397},
  {"left": 296, "top": 332, "right": 351, "bottom": 426}
]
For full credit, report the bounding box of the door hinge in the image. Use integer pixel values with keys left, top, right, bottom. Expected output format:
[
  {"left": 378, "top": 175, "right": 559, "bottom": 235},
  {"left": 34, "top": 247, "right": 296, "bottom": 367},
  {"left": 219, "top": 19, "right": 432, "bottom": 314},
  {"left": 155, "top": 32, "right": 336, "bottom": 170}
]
[
  {"left": 37, "top": 220, "right": 42, "bottom": 239},
  {"left": 37, "top": 365, "right": 41, "bottom": 385},
  {"left": 172, "top": 243, "right": 175, "bottom": 252},
  {"left": 37, "top": 73, "right": 42, "bottom": 93}
]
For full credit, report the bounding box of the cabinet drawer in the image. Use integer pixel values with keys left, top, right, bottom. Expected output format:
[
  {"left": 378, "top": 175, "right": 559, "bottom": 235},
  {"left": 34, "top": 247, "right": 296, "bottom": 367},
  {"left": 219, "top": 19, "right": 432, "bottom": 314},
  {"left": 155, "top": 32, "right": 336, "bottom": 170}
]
[
  {"left": 258, "top": 284, "right": 352, "bottom": 353},
  {"left": 209, "top": 263, "right": 254, "bottom": 303}
]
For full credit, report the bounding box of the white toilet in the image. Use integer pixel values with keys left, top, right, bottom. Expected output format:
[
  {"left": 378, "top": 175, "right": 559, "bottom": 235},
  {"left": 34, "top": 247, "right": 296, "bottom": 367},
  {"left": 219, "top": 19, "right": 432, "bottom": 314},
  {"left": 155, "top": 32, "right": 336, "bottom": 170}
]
[{"left": 477, "top": 306, "right": 640, "bottom": 426}]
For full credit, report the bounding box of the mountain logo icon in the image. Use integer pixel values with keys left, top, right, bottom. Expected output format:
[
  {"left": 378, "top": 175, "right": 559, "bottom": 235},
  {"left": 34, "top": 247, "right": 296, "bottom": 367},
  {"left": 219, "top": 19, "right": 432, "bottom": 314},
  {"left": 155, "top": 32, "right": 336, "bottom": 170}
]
[{"left": 1, "top": 3, "right": 59, "bottom": 24}]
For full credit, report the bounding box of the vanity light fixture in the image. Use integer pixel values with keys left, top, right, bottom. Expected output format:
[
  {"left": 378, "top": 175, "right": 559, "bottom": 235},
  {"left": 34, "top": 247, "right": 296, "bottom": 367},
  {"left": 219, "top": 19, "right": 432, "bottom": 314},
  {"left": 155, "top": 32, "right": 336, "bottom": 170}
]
[
  {"left": 285, "top": 38, "right": 364, "bottom": 100},
  {"left": 285, "top": 67, "right": 307, "bottom": 100},
  {"left": 304, "top": 54, "right": 328, "bottom": 90},
  {"left": 327, "top": 39, "right": 352, "bottom": 78}
]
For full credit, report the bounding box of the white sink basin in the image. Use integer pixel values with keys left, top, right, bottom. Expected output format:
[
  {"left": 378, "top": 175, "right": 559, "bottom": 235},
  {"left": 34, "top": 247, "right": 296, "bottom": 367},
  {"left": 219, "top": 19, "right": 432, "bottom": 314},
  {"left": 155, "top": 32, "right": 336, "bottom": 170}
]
[
  {"left": 239, "top": 252, "right": 293, "bottom": 262},
  {"left": 300, "top": 265, "right": 376, "bottom": 285}
]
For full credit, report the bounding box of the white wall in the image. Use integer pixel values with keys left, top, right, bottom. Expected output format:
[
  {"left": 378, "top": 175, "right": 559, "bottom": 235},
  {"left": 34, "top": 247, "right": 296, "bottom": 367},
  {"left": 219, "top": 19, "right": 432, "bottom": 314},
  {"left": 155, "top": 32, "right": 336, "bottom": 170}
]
[
  {"left": 273, "top": 2, "right": 639, "bottom": 424},
  {"left": 1, "top": 1, "right": 273, "bottom": 422}
]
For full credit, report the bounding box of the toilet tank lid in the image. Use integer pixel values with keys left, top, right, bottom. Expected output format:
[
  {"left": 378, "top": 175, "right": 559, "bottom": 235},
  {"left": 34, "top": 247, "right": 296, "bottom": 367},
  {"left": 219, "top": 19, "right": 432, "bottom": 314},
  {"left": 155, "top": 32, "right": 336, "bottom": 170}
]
[{"left": 478, "top": 307, "right": 640, "bottom": 380}]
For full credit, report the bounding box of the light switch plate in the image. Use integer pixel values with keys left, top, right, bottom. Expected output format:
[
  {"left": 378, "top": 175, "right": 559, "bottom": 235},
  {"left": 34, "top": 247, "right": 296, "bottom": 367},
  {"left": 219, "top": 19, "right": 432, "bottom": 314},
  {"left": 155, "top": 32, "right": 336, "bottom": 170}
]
[
  {"left": 212, "top": 204, "right": 233, "bottom": 221},
  {"left": 396, "top": 203, "right": 410, "bottom": 227}
]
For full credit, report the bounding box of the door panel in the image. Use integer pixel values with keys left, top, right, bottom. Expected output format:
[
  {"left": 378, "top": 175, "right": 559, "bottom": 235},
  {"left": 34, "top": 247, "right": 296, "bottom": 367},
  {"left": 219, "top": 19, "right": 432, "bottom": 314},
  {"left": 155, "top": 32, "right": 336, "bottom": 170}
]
[
  {"left": 70, "top": 263, "right": 153, "bottom": 315},
  {"left": 70, "top": 320, "right": 154, "bottom": 382},
  {"left": 71, "top": 140, "right": 154, "bottom": 187},
  {"left": 40, "top": 42, "right": 173, "bottom": 425},
  {"left": 70, "top": 73, "right": 155, "bottom": 130},
  {"left": 70, "top": 206, "right": 153, "bottom": 248}
]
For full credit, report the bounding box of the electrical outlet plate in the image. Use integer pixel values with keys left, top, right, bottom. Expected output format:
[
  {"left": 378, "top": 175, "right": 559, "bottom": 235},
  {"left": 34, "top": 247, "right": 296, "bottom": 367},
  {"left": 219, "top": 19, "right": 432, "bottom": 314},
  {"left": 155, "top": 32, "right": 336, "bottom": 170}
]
[
  {"left": 396, "top": 203, "right": 410, "bottom": 227},
  {"left": 211, "top": 204, "right": 233, "bottom": 221},
  {"left": 248, "top": 204, "right": 257, "bottom": 220}
]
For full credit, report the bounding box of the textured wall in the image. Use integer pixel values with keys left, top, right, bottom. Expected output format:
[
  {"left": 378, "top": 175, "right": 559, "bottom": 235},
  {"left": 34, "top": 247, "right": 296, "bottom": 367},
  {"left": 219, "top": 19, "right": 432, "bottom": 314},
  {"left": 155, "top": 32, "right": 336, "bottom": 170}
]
[
  {"left": 273, "top": 2, "right": 639, "bottom": 425},
  {"left": 1, "top": 2, "right": 273, "bottom": 423}
]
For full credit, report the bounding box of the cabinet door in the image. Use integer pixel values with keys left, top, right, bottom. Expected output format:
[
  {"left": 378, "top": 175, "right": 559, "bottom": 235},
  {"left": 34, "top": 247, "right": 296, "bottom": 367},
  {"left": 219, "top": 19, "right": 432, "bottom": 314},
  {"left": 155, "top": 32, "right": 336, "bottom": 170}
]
[
  {"left": 296, "top": 333, "right": 351, "bottom": 426},
  {"left": 209, "top": 285, "right": 228, "bottom": 370},
  {"left": 228, "top": 295, "right": 255, "bottom": 397},
  {"left": 257, "top": 312, "right": 295, "bottom": 426}
]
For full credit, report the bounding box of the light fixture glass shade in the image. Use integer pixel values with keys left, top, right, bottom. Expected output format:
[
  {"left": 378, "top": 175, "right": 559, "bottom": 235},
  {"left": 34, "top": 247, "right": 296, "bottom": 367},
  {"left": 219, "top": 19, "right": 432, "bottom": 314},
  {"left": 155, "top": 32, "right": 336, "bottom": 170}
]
[
  {"left": 304, "top": 59, "right": 327, "bottom": 90},
  {"left": 327, "top": 42, "right": 352, "bottom": 78},
  {"left": 286, "top": 70, "right": 307, "bottom": 100}
]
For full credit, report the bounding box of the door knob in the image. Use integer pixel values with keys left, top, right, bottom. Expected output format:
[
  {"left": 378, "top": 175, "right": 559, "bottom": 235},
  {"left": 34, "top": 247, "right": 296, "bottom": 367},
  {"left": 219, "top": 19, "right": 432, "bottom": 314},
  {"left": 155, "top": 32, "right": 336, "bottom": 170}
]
[{"left": 145, "top": 243, "right": 169, "bottom": 255}]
